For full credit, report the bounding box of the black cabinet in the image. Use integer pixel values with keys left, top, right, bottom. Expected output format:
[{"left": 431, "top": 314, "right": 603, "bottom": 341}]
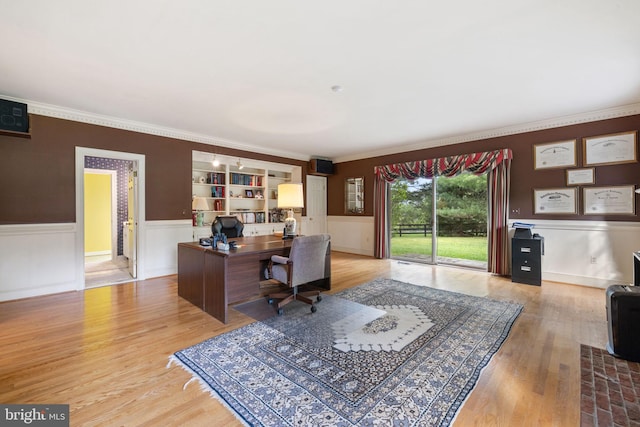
[
  {"left": 512, "top": 237, "right": 543, "bottom": 286},
  {"left": 606, "top": 284, "right": 640, "bottom": 362}
]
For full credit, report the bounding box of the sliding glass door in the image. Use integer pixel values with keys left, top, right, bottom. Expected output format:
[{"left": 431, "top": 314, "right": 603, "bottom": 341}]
[
  {"left": 390, "top": 177, "right": 434, "bottom": 263},
  {"left": 390, "top": 173, "right": 488, "bottom": 269},
  {"left": 434, "top": 174, "right": 488, "bottom": 269}
]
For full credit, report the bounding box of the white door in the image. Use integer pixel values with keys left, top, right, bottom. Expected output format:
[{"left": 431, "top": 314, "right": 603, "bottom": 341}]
[
  {"left": 305, "top": 175, "right": 327, "bottom": 235},
  {"left": 127, "top": 162, "right": 138, "bottom": 278}
]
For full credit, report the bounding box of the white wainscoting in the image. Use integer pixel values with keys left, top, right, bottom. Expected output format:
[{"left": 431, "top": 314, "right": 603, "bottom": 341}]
[
  {"left": 0, "top": 223, "right": 78, "bottom": 301},
  {"left": 3, "top": 218, "right": 635, "bottom": 300},
  {"left": 0, "top": 220, "right": 194, "bottom": 302},
  {"left": 327, "top": 216, "right": 640, "bottom": 289},
  {"left": 327, "top": 216, "right": 375, "bottom": 256},
  {"left": 518, "top": 219, "right": 640, "bottom": 289},
  {"left": 143, "top": 220, "right": 193, "bottom": 279}
]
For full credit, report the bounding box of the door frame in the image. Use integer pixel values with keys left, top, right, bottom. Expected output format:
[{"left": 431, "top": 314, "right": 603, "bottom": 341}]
[{"left": 75, "top": 147, "right": 146, "bottom": 290}]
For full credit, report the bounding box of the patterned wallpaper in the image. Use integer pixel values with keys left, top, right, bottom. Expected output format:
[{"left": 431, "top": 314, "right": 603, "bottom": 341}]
[{"left": 84, "top": 156, "right": 132, "bottom": 256}]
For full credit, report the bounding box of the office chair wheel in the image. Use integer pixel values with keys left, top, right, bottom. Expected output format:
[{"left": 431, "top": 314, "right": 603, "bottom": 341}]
[
  {"left": 316, "top": 295, "right": 322, "bottom": 302},
  {"left": 311, "top": 305, "right": 317, "bottom": 313},
  {"left": 277, "top": 308, "right": 284, "bottom": 316}
]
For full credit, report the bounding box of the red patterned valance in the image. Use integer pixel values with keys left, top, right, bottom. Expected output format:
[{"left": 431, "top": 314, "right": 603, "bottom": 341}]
[{"left": 374, "top": 148, "right": 513, "bottom": 182}]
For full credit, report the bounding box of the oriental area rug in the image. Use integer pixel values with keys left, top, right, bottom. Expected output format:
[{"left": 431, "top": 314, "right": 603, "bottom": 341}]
[{"left": 171, "top": 278, "right": 522, "bottom": 426}]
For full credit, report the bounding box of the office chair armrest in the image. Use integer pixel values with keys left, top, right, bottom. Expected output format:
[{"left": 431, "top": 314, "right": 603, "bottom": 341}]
[{"left": 270, "top": 255, "right": 289, "bottom": 265}]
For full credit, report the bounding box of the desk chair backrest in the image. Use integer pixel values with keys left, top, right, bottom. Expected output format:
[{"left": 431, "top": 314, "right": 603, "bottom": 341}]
[
  {"left": 286, "top": 234, "right": 330, "bottom": 287},
  {"left": 212, "top": 215, "right": 244, "bottom": 238}
]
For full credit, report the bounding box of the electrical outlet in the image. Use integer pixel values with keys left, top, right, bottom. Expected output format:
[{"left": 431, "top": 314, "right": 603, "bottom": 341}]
[
  {"left": 590, "top": 256, "right": 597, "bottom": 264},
  {"left": 511, "top": 208, "right": 520, "bottom": 214}
]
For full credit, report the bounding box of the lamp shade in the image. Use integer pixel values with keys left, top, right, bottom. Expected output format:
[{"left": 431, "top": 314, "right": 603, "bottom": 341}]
[
  {"left": 192, "top": 196, "right": 209, "bottom": 211},
  {"left": 277, "top": 183, "right": 304, "bottom": 208}
]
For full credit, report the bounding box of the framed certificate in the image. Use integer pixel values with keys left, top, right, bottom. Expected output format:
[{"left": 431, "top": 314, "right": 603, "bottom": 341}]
[
  {"left": 533, "top": 140, "right": 577, "bottom": 170},
  {"left": 533, "top": 188, "right": 578, "bottom": 214},
  {"left": 566, "top": 168, "right": 595, "bottom": 186},
  {"left": 583, "top": 185, "right": 635, "bottom": 215},
  {"left": 583, "top": 131, "right": 637, "bottom": 166}
]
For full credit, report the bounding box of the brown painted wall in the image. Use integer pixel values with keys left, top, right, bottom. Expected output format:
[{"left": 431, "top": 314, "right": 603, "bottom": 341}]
[
  {"left": 328, "top": 114, "right": 640, "bottom": 222},
  {"left": 2, "top": 113, "right": 638, "bottom": 225},
  {"left": 0, "top": 115, "right": 307, "bottom": 224}
]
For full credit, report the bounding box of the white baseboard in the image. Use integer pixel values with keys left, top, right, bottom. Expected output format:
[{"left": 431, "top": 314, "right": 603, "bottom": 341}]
[
  {"left": 331, "top": 245, "right": 374, "bottom": 257},
  {"left": 85, "top": 250, "right": 111, "bottom": 257},
  {"left": 543, "top": 272, "right": 620, "bottom": 289}
]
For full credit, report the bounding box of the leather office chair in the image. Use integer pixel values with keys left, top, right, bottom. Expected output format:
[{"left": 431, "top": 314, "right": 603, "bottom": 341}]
[
  {"left": 212, "top": 215, "right": 244, "bottom": 238},
  {"left": 267, "top": 234, "right": 330, "bottom": 315}
]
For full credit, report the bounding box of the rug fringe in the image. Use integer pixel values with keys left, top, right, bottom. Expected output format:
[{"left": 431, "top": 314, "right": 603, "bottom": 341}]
[
  {"left": 167, "top": 355, "right": 252, "bottom": 427},
  {"left": 182, "top": 377, "right": 197, "bottom": 390}
]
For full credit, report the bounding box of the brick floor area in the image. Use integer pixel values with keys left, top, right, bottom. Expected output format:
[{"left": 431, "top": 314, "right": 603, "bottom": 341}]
[{"left": 581, "top": 344, "right": 640, "bottom": 427}]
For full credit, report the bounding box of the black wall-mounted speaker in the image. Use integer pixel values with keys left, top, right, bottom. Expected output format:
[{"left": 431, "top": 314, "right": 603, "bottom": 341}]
[
  {"left": 0, "top": 99, "right": 29, "bottom": 133},
  {"left": 309, "top": 158, "right": 334, "bottom": 175}
]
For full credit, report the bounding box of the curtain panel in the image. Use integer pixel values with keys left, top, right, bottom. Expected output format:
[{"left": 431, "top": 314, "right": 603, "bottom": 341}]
[{"left": 373, "top": 148, "right": 513, "bottom": 275}]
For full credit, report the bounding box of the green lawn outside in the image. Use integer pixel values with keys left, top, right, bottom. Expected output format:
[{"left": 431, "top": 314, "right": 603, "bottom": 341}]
[{"left": 390, "top": 235, "right": 488, "bottom": 261}]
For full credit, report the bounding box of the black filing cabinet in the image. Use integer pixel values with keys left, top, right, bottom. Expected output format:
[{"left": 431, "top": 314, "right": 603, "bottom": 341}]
[{"left": 512, "top": 236, "right": 543, "bottom": 286}]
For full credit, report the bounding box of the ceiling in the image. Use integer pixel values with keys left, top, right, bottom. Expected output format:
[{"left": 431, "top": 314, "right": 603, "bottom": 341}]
[{"left": 2, "top": 1, "right": 640, "bottom": 162}]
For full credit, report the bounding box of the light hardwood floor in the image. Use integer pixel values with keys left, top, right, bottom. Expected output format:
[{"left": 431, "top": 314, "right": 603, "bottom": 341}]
[{"left": 0, "top": 252, "right": 608, "bottom": 426}]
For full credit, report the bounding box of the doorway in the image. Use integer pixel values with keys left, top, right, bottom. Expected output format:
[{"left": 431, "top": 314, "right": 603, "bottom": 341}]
[
  {"left": 390, "top": 173, "right": 488, "bottom": 269},
  {"left": 75, "top": 147, "right": 146, "bottom": 290},
  {"left": 83, "top": 168, "right": 130, "bottom": 286}
]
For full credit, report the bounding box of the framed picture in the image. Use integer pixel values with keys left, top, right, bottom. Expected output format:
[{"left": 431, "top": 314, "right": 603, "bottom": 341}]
[
  {"left": 566, "top": 168, "right": 595, "bottom": 186},
  {"left": 533, "top": 139, "right": 577, "bottom": 170},
  {"left": 533, "top": 188, "right": 578, "bottom": 214},
  {"left": 583, "top": 185, "right": 635, "bottom": 215},
  {"left": 244, "top": 189, "right": 254, "bottom": 198},
  {"left": 583, "top": 131, "right": 637, "bottom": 166}
]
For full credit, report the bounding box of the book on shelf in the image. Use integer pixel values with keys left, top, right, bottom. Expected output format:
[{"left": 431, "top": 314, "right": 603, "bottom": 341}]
[
  {"left": 208, "top": 172, "right": 225, "bottom": 185},
  {"left": 230, "top": 173, "right": 263, "bottom": 186},
  {"left": 211, "top": 186, "right": 225, "bottom": 198}
]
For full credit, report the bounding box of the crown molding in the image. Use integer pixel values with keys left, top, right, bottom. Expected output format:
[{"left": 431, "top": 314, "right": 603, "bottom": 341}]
[
  {"left": 4, "top": 94, "right": 639, "bottom": 165},
  {"left": 333, "top": 102, "right": 640, "bottom": 163},
  {"left": 0, "top": 95, "right": 310, "bottom": 162}
]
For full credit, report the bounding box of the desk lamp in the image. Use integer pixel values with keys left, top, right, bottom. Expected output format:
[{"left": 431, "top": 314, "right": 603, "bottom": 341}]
[
  {"left": 192, "top": 196, "right": 209, "bottom": 227},
  {"left": 277, "top": 183, "right": 304, "bottom": 238}
]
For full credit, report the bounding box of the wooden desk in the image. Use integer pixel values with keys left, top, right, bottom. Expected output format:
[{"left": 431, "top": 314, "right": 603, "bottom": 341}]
[{"left": 177, "top": 235, "right": 331, "bottom": 323}]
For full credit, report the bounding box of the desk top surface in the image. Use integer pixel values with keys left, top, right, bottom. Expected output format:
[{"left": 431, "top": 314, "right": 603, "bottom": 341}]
[{"left": 179, "top": 235, "right": 293, "bottom": 256}]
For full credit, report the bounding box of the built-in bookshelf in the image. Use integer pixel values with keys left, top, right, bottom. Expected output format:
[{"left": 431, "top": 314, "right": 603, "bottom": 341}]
[
  {"left": 191, "top": 151, "right": 302, "bottom": 239},
  {"left": 228, "top": 166, "right": 267, "bottom": 224}
]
